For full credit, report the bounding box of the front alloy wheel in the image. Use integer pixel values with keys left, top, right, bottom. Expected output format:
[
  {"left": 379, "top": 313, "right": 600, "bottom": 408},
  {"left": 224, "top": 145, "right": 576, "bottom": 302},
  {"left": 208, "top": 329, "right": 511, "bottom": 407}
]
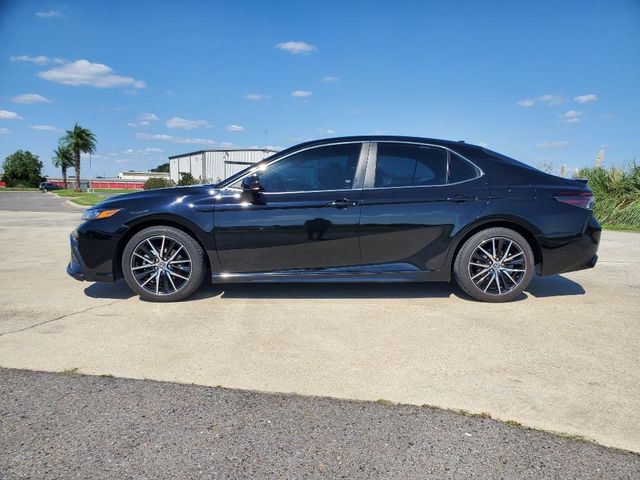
[
  {"left": 454, "top": 227, "right": 534, "bottom": 302},
  {"left": 122, "top": 226, "right": 206, "bottom": 302}
]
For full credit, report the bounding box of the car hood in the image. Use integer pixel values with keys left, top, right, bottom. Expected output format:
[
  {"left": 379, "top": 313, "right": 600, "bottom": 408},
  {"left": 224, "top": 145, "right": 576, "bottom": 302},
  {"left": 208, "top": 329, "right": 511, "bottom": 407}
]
[{"left": 93, "top": 185, "right": 217, "bottom": 209}]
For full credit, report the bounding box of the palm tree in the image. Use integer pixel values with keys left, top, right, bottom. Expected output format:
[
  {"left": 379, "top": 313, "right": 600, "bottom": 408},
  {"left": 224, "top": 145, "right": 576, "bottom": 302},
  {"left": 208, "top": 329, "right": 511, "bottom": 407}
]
[
  {"left": 64, "top": 123, "right": 97, "bottom": 191},
  {"left": 52, "top": 143, "right": 74, "bottom": 189}
]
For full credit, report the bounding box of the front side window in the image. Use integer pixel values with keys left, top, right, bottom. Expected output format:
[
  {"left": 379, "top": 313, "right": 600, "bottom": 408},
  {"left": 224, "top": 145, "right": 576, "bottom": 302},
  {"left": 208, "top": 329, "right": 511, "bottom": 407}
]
[
  {"left": 374, "top": 143, "right": 448, "bottom": 187},
  {"left": 251, "top": 143, "right": 361, "bottom": 192}
]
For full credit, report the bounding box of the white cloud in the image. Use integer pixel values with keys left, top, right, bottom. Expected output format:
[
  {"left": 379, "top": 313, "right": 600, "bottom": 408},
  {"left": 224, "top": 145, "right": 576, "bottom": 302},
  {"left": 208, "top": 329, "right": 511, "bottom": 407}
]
[
  {"left": 225, "top": 124, "right": 244, "bottom": 132},
  {"left": 322, "top": 76, "right": 338, "bottom": 82},
  {"left": 39, "top": 59, "right": 146, "bottom": 89},
  {"left": 536, "top": 140, "right": 570, "bottom": 148},
  {"left": 166, "top": 117, "right": 210, "bottom": 129},
  {"left": 30, "top": 125, "right": 61, "bottom": 132},
  {"left": 275, "top": 41, "right": 317, "bottom": 54},
  {"left": 12, "top": 93, "right": 52, "bottom": 104},
  {"left": 140, "top": 112, "right": 159, "bottom": 122},
  {"left": 559, "top": 110, "right": 583, "bottom": 123},
  {"left": 36, "top": 10, "right": 63, "bottom": 18},
  {"left": 244, "top": 93, "right": 269, "bottom": 100},
  {"left": 165, "top": 89, "right": 175, "bottom": 96},
  {"left": 10, "top": 55, "right": 64, "bottom": 65},
  {"left": 315, "top": 128, "right": 336, "bottom": 135},
  {"left": 135, "top": 132, "right": 215, "bottom": 145},
  {"left": 220, "top": 142, "right": 234, "bottom": 148},
  {"left": 127, "top": 113, "right": 159, "bottom": 127},
  {"left": 0, "top": 127, "right": 9, "bottom": 134},
  {"left": 143, "top": 147, "right": 163, "bottom": 153},
  {"left": 291, "top": 90, "right": 312, "bottom": 97},
  {"left": 574, "top": 94, "right": 598, "bottom": 104},
  {"left": 538, "top": 94, "right": 564, "bottom": 106},
  {"left": 517, "top": 94, "right": 564, "bottom": 107},
  {"left": 517, "top": 99, "right": 535, "bottom": 107},
  {"left": 0, "top": 110, "right": 23, "bottom": 120}
]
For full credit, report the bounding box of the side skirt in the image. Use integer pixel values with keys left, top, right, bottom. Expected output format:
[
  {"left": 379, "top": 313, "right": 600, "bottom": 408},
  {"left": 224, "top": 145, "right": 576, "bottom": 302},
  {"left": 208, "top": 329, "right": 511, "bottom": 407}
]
[{"left": 211, "top": 268, "right": 450, "bottom": 284}]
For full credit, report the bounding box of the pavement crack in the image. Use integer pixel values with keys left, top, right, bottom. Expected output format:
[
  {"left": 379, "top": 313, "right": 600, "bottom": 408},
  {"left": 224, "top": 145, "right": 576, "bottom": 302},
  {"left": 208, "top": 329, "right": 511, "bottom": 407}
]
[{"left": 0, "top": 300, "right": 127, "bottom": 337}]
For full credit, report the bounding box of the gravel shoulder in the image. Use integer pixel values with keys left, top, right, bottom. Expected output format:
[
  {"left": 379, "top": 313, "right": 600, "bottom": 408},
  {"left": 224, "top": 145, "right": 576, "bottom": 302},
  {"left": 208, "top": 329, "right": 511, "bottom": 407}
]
[{"left": 1, "top": 368, "right": 639, "bottom": 479}]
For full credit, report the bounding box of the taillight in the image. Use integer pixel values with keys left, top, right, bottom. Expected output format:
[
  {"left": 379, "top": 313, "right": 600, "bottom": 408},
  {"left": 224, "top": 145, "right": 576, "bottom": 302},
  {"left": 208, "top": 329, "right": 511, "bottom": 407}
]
[{"left": 553, "top": 191, "right": 595, "bottom": 210}]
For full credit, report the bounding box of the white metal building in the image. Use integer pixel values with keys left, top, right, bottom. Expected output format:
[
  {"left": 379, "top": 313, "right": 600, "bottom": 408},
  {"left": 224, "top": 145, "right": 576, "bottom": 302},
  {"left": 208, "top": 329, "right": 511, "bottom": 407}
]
[{"left": 168, "top": 149, "right": 278, "bottom": 184}]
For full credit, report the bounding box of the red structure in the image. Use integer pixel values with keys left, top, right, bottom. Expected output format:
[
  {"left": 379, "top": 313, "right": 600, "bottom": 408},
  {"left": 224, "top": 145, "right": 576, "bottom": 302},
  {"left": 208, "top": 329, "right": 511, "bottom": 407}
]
[{"left": 48, "top": 179, "right": 144, "bottom": 190}]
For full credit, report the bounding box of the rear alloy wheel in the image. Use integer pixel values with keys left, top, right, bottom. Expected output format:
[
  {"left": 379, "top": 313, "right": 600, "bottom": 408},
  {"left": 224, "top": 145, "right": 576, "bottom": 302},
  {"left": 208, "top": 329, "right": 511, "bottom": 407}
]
[
  {"left": 122, "top": 226, "right": 206, "bottom": 302},
  {"left": 454, "top": 227, "right": 534, "bottom": 302}
]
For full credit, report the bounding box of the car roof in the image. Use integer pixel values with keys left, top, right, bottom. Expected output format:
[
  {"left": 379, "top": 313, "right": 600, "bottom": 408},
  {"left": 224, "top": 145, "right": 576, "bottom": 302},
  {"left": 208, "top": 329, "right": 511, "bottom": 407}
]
[{"left": 285, "top": 135, "right": 483, "bottom": 152}]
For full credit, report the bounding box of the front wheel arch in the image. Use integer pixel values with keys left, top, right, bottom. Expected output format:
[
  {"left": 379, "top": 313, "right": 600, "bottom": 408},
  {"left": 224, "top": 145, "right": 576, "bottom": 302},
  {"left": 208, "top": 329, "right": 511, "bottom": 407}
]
[{"left": 114, "top": 217, "right": 212, "bottom": 281}]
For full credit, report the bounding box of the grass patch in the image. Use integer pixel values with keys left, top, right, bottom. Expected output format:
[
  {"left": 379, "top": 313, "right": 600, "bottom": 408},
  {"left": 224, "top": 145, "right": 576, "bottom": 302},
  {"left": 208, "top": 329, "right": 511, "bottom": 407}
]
[
  {"left": 602, "top": 223, "right": 640, "bottom": 233},
  {"left": 375, "top": 399, "right": 395, "bottom": 406},
  {"left": 54, "top": 190, "right": 104, "bottom": 206},
  {"left": 59, "top": 367, "right": 80, "bottom": 376},
  {"left": 577, "top": 164, "right": 640, "bottom": 230}
]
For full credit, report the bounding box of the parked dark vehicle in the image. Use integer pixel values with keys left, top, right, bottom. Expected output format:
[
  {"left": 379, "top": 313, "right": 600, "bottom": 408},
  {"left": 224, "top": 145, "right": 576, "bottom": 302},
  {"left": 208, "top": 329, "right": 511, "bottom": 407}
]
[
  {"left": 39, "top": 182, "right": 62, "bottom": 191},
  {"left": 67, "top": 136, "right": 600, "bottom": 302}
]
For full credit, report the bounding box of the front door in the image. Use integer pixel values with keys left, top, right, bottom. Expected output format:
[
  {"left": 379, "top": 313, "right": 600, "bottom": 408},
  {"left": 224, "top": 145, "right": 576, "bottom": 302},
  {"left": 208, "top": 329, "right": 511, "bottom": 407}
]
[{"left": 213, "top": 142, "right": 367, "bottom": 274}]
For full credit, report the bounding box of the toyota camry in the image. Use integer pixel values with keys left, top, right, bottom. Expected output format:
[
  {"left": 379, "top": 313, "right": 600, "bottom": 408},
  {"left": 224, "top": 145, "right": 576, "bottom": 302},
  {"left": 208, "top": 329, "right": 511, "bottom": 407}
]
[{"left": 67, "top": 136, "right": 600, "bottom": 302}]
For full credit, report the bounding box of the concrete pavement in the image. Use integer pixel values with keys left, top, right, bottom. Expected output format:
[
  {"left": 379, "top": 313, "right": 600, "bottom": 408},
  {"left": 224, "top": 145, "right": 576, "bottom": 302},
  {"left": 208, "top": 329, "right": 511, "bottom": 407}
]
[{"left": 0, "top": 192, "right": 639, "bottom": 452}]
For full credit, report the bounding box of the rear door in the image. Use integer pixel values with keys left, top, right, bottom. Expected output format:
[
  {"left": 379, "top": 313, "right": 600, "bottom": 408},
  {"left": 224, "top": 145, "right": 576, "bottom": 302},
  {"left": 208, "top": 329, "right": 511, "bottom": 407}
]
[{"left": 359, "top": 142, "right": 489, "bottom": 271}]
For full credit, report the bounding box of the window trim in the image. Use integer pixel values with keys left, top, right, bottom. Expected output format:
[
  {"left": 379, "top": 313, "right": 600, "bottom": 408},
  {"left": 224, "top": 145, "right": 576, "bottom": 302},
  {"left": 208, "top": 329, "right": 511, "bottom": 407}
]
[
  {"left": 222, "top": 141, "right": 369, "bottom": 195},
  {"left": 364, "top": 141, "right": 484, "bottom": 190}
]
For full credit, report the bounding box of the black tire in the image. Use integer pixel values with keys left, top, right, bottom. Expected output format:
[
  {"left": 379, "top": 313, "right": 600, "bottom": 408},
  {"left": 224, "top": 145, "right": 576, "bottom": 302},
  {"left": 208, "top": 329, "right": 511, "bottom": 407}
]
[
  {"left": 122, "top": 226, "right": 206, "bottom": 302},
  {"left": 454, "top": 227, "right": 534, "bottom": 302}
]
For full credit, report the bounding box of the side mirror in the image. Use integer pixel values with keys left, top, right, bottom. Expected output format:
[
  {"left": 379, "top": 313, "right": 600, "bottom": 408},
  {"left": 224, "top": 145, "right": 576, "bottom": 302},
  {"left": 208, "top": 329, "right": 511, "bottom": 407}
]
[{"left": 241, "top": 173, "right": 261, "bottom": 191}]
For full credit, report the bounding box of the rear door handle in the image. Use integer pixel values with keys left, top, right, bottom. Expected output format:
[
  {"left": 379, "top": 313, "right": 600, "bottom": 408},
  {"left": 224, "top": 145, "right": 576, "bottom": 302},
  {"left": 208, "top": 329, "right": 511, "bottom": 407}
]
[
  {"left": 446, "top": 194, "right": 475, "bottom": 203},
  {"left": 327, "top": 198, "right": 360, "bottom": 208}
]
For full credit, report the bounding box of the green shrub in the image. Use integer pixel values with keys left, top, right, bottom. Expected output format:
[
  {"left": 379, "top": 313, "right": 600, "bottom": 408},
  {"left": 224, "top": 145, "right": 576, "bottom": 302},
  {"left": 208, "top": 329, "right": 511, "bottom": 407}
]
[
  {"left": 143, "top": 177, "right": 175, "bottom": 190},
  {"left": 177, "top": 172, "right": 199, "bottom": 186},
  {"left": 576, "top": 164, "right": 640, "bottom": 228}
]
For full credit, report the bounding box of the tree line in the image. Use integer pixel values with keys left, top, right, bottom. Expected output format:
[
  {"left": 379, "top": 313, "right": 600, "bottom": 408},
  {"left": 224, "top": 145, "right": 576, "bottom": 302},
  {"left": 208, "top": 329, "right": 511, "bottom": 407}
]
[{"left": 1, "top": 123, "right": 96, "bottom": 190}]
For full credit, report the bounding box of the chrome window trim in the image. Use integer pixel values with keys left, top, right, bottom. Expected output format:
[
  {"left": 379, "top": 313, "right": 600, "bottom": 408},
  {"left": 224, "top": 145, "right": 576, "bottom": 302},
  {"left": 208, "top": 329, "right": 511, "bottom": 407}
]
[
  {"left": 223, "top": 141, "right": 369, "bottom": 195},
  {"left": 364, "top": 140, "right": 484, "bottom": 190}
]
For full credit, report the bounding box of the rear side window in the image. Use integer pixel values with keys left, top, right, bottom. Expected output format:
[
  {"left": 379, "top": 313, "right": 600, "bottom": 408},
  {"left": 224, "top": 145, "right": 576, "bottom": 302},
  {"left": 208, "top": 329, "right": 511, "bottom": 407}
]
[
  {"left": 374, "top": 143, "right": 447, "bottom": 187},
  {"left": 448, "top": 152, "right": 480, "bottom": 183}
]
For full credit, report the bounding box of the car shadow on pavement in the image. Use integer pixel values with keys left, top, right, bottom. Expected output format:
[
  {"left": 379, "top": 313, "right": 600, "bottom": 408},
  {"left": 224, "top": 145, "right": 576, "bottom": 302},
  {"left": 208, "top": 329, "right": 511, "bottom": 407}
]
[
  {"left": 525, "top": 274, "right": 585, "bottom": 298},
  {"left": 80, "top": 275, "right": 584, "bottom": 301},
  {"left": 84, "top": 281, "right": 135, "bottom": 300},
  {"left": 194, "top": 282, "right": 463, "bottom": 301}
]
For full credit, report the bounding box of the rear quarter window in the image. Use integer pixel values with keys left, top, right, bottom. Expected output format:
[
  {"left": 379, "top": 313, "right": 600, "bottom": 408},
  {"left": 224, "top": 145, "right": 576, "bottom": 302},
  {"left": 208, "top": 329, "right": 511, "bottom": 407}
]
[{"left": 448, "top": 152, "right": 480, "bottom": 183}]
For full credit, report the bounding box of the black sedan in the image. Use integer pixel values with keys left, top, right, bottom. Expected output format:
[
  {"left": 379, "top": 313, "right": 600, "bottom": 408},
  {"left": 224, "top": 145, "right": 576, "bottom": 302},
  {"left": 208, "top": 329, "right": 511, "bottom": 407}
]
[
  {"left": 67, "top": 136, "right": 600, "bottom": 302},
  {"left": 39, "top": 182, "right": 63, "bottom": 191}
]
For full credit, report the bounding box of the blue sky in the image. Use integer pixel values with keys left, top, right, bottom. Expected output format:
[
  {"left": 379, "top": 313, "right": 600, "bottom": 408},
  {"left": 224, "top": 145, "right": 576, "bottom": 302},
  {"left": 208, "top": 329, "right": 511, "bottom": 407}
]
[{"left": 1, "top": 0, "right": 639, "bottom": 178}]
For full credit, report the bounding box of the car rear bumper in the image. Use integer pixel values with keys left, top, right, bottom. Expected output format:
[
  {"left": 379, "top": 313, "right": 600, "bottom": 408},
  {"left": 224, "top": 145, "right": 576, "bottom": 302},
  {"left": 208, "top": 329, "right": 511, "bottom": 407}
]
[{"left": 538, "top": 215, "right": 601, "bottom": 276}]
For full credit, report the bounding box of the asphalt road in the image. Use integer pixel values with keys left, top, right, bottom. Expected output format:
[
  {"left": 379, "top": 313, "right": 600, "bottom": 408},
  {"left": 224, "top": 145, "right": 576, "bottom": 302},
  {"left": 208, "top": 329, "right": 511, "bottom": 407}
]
[
  {"left": 1, "top": 191, "right": 639, "bottom": 456},
  {"left": 2, "top": 368, "right": 638, "bottom": 479},
  {"left": 0, "top": 191, "right": 80, "bottom": 212}
]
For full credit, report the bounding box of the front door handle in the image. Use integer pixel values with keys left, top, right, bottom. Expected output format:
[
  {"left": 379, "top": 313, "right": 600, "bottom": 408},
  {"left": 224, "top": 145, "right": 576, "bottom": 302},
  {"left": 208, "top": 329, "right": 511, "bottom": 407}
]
[
  {"left": 327, "top": 198, "right": 360, "bottom": 208},
  {"left": 446, "top": 194, "right": 475, "bottom": 203}
]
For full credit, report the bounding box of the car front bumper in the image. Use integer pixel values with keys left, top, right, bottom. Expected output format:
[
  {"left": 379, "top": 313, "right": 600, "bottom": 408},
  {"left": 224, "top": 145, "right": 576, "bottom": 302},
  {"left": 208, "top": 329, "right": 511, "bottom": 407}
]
[{"left": 66, "top": 232, "right": 115, "bottom": 282}]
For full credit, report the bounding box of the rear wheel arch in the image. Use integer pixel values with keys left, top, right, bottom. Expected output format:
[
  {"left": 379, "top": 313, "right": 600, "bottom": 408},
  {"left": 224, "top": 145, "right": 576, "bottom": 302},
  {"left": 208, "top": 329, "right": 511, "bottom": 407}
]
[
  {"left": 448, "top": 218, "right": 542, "bottom": 273},
  {"left": 114, "top": 216, "right": 212, "bottom": 280}
]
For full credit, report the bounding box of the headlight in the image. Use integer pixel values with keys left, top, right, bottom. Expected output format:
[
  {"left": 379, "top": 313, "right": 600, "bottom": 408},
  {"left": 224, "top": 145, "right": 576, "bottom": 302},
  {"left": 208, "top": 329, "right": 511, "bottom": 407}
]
[{"left": 82, "top": 208, "right": 122, "bottom": 220}]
